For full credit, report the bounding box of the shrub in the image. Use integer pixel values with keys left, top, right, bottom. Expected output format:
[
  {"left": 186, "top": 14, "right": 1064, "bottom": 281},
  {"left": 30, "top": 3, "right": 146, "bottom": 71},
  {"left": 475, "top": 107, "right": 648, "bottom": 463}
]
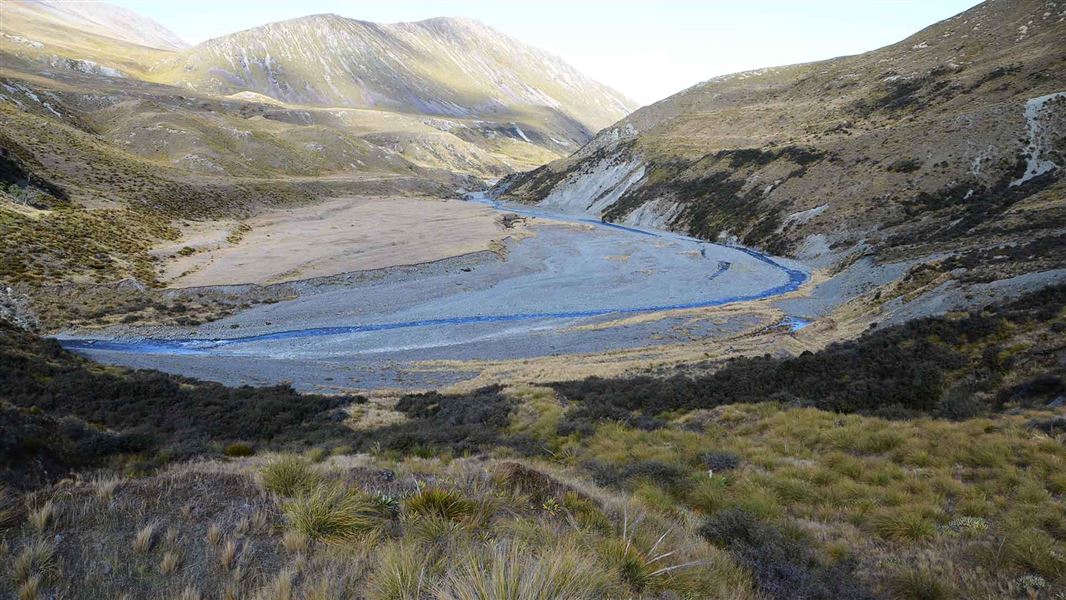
[
  {"left": 700, "top": 450, "right": 742, "bottom": 472},
  {"left": 223, "top": 442, "right": 254, "bottom": 457},
  {"left": 283, "top": 483, "right": 388, "bottom": 543},
  {"left": 261, "top": 456, "right": 320, "bottom": 497},
  {"left": 699, "top": 509, "right": 875, "bottom": 599},
  {"left": 403, "top": 487, "right": 475, "bottom": 522},
  {"left": 937, "top": 387, "right": 984, "bottom": 420}
]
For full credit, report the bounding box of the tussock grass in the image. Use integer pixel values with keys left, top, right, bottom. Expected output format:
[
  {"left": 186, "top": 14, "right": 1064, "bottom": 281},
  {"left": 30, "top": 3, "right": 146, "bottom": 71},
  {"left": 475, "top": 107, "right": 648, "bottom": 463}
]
[
  {"left": 26, "top": 500, "right": 54, "bottom": 531},
  {"left": 134, "top": 523, "right": 157, "bottom": 553},
  {"left": 17, "top": 575, "right": 41, "bottom": 600},
  {"left": 437, "top": 540, "right": 616, "bottom": 600},
  {"left": 160, "top": 551, "right": 182, "bottom": 576},
  {"left": 12, "top": 539, "right": 56, "bottom": 587},
  {"left": 283, "top": 483, "right": 388, "bottom": 543},
  {"left": 403, "top": 487, "right": 475, "bottom": 523},
  {"left": 883, "top": 567, "right": 956, "bottom": 600},
  {"left": 219, "top": 539, "right": 239, "bottom": 570},
  {"left": 281, "top": 530, "right": 309, "bottom": 554},
  {"left": 367, "top": 541, "right": 439, "bottom": 600},
  {"left": 261, "top": 456, "right": 321, "bottom": 497},
  {"left": 206, "top": 523, "right": 223, "bottom": 546},
  {"left": 89, "top": 475, "right": 121, "bottom": 502},
  {"left": 873, "top": 512, "right": 937, "bottom": 543},
  {"left": 249, "top": 569, "right": 295, "bottom": 600}
]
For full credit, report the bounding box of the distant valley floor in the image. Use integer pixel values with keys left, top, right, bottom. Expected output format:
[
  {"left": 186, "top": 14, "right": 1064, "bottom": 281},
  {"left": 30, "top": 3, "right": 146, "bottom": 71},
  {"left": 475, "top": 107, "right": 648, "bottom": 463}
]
[
  {"left": 58, "top": 195, "right": 817, "bottom": 391},
  {"left": 156, "top": 195, "right": 509, "bottom": 288}
]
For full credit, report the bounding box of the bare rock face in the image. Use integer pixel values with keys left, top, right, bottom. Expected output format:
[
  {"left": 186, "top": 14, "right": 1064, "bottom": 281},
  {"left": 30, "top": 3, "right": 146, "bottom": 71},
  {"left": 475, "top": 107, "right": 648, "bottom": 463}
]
[{"left": 499, "top": 0, "right": 1066, "bottom": 284}]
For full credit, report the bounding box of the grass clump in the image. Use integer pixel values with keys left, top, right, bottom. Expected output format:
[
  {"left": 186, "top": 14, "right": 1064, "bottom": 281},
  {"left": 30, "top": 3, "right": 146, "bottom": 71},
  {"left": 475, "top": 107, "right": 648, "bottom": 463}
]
[
  {"left": 283, "top": 483, "right": 389, "bottom": 543},
  {"left": 403, "top": 487, "right": 475, "bottom": 523},
  {"left": 261, "top": 456, "right": 320, "bottom": 497},
  {"left": 439, "top": 540, "right": 616, "bottom": 600},
  {"left": 883, "top": 567, "right": 956, "bottom": 600},
  {"left": 873, "top": 512, "right": 937, "bottom": 543},
  {"left": 27, "top": 500, "right": 54, "bottom": 532},
  {"left": 159, "top": 551, "right": 181, "bottom": 576},
  {"left": 12, "top": 539, "right": 57, "bottom": 588},
  {"left": 366, "top": 541, "right": 440, "bottom": 600}
]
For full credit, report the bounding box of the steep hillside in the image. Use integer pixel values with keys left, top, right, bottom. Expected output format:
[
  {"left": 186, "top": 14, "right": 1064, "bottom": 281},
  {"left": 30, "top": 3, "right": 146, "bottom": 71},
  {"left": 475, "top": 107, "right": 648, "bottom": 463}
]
[
  {"left": 153, "top": 15, "right": 635, "bottom": 148},
  {"left": 4, "top": 0, "right": 188, "bottom": 51},
  {"left": 498, "top": 0, "right": 1066, "bottom": 289}
]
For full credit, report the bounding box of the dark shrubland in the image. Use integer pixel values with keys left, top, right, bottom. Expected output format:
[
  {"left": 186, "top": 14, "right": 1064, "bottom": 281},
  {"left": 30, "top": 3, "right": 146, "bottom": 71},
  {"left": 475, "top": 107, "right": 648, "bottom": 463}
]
[
  {"left": 699, "top": 508, "right": 875, "bottom": 600},
  {"left": 552, "top": 285, "right": 1065, "bottom": 430},
  {"left": 0, "top": 319, "right": 361, "bottom": 467}
]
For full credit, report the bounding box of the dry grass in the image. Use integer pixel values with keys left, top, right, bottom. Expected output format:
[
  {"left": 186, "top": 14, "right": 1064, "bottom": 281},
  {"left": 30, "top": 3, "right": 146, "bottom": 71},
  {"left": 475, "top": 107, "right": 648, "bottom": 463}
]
[
  {"left": 281, "top": 530, "right": 309, "bottom": 554},
  {"left": 206, "top": 523, "right": 223, "bottom": 546},
  {"left": 17, "top": 576, "right": 41, "bottom": 600},
  {"left": 133, "top": 523, "right": 157, "bottom": 553},
  {"left": 219, "top": 539, "right": 239, "bottom": 570},
  {"left": 89, "top": 475, "right": 121, "bottom": 503},
  {"left": 12, "top": 539, "right": 56, "bottom": 587},
  {"left": 26, "top": 500, "right": 54, "bottom": 531},
  {"left": 160, "top": 551, "right": 182, "bottom": 576},
  {"left": 437, "top": 540, "right": 616, "bottom": 600}
]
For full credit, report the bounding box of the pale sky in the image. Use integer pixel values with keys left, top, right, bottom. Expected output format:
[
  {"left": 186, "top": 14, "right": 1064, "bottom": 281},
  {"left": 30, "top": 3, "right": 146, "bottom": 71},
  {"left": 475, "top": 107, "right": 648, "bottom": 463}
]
[{"left": 111, "top": 0, "right": 983, "bottom": 104}]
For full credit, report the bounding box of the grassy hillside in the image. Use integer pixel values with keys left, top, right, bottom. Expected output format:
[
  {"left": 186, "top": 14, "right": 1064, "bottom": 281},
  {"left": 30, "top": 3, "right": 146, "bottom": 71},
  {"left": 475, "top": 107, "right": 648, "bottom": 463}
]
[{"left": 499, "top": 0, "right": 1066, "bottom": 285}]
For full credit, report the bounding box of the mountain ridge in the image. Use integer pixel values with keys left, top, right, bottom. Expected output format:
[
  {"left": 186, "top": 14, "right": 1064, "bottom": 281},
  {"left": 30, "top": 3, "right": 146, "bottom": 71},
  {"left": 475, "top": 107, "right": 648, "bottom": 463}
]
[{"left": 151, "top": 13, "right": 636, "bottom": 135}]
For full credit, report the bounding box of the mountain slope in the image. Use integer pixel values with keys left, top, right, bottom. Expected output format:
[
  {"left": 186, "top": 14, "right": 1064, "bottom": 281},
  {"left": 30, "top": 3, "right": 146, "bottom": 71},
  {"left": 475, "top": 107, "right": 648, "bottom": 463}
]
[
  {"left": 152, "top": 15, "right": 635, "bottom": 141},
  {"left": 5, "top": 0, "right": 188, "bottom": 51},
  {"left": 498, "top": 0, "right": 1066, "bottom": 288}
]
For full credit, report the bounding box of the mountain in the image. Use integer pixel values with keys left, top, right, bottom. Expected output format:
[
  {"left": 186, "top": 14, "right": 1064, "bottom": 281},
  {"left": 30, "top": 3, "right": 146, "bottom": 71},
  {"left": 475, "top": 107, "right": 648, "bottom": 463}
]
[
  {"left": 498, "top": 0, "right": 1065, "bottom": 291},
  {"left": 153, "top": 15, "right": 634, "bottom": 137},
  {"left": 0, "top": 8, "right": 635, "bottom": 188},
  {"left": 4, "top": 0, "right": 188, "bottom": 51},
  {"left": 0, "top": 4, "right": 635, "bottom": 311}
]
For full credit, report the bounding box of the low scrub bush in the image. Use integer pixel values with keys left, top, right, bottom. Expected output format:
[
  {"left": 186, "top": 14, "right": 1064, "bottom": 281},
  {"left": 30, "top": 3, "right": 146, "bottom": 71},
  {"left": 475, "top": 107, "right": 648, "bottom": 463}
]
[
  {"left": 223, "top": 442, "right": 254, "bottom": 457},
  {"left": 699, "top": 509, "right": 875, "bottom": 599},
  {"left": 552, "top": 285, "right": 1066, "bottom": 424}
]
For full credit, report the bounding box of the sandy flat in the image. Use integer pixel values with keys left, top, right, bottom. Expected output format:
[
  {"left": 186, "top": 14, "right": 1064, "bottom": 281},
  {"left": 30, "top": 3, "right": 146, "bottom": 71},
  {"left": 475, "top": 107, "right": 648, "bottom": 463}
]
[{"left": 159, "top": 196, "right": 508, "bottom": 287}]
